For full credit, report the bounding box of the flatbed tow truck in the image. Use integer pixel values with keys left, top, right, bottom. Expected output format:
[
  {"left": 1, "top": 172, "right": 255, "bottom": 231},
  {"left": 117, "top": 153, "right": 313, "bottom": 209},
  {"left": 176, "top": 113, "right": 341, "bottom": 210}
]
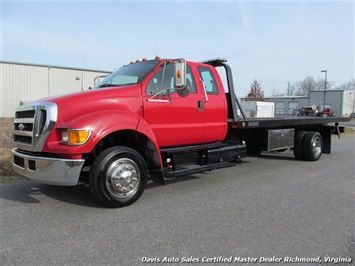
[{"left": 12, "top": 58, "right": 349, "bottom": 207}]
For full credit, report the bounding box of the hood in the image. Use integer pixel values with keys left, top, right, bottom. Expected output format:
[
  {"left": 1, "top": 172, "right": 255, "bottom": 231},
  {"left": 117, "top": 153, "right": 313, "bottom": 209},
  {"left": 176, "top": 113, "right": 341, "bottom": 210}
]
[{"left": 37, "top": 84, "right": 143, "bottom": 123}]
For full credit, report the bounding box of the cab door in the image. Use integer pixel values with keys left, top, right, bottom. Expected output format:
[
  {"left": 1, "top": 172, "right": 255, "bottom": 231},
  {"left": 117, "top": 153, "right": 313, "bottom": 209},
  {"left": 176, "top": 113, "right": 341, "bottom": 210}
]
[
  {"left": 197, "top": 65, "right": 228, "bottom": 143},
  {"left": 143, "top": 62, "right": 205, "bottom": 148}
]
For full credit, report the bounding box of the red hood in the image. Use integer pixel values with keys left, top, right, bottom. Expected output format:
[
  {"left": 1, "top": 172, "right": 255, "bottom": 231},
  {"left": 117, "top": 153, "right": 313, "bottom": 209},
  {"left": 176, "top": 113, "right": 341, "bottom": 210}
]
[{"left": 37, "top": 84, "right": 143, "bottom": 123}]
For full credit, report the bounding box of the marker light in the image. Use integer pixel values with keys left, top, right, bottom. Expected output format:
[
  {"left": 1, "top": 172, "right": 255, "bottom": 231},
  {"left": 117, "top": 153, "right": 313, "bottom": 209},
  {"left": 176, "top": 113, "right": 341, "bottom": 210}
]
[{"left": 61, "top": 129, "right": 91, "bottom": 145}]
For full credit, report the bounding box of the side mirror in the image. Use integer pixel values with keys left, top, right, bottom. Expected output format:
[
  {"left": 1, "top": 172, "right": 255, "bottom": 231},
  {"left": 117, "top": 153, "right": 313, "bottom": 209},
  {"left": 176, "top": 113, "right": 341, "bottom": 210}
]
[
  {"left": 174, "top": 59, "right": 186, "bottom": 89},
  {"left": 177, "top": 86, "right": 189, "bottom": 97}
]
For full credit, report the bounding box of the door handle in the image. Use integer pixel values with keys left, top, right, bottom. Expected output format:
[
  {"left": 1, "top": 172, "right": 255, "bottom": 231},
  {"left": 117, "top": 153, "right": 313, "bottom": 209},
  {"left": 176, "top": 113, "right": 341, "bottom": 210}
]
[{"left": 197, "top": 100, "right": 204, "bottom": 111}]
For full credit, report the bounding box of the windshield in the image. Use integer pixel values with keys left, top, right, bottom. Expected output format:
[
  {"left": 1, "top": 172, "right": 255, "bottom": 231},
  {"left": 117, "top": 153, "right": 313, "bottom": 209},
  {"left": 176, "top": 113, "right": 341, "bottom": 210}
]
[{"left": 95, "top": 60, "right": 158, "bottom": 88}]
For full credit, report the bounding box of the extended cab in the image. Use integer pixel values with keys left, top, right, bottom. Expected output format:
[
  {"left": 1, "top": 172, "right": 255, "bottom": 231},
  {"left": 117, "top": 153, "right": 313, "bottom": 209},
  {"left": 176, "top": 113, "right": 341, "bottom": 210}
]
[{"left": 12, "top": 58, "right": 349, "bottom": 207}]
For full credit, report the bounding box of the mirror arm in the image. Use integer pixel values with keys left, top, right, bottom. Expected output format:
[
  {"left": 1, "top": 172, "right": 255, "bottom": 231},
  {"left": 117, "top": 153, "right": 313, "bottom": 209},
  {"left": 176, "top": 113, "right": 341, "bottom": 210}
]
[
  {"left": 167, "top": 88, "right": 172, "bottom": 102},
  {"left": 160, "top": 62, "right": 167, "bottom": 93},
  {"left": 148, "top": 88, "right": 169, "bottom": 101},
  {"left": 200, "top": 79, "right": 209, "bottom": 102}
]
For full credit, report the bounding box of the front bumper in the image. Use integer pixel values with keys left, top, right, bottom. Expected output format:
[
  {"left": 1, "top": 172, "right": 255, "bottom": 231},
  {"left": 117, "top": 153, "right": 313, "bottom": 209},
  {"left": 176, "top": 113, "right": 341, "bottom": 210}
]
[{"left": 12, "top": 148, "right": 85, "bottom": 186}]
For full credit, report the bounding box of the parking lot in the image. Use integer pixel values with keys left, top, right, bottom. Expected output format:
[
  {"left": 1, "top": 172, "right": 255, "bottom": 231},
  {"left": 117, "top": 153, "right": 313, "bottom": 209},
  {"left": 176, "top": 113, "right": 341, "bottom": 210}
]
[{"left": 0, "top": 136, "right": 354, "bottom": 265}]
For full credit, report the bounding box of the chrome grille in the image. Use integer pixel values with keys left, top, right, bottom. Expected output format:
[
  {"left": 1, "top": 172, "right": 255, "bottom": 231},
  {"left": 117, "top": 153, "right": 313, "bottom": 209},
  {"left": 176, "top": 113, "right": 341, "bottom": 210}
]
[
  {"left": 14, "top": 107, "right": 36, "bottom": 146},
  {"left": 13, "top": 102, "right": 58, "bottom": 152}
]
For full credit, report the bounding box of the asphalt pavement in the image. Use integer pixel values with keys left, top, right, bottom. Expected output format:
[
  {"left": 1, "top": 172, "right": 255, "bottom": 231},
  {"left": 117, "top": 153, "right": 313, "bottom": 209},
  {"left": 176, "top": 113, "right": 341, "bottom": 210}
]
[{"left": 1, "top": 137, "right": 354, "bottom": 265}]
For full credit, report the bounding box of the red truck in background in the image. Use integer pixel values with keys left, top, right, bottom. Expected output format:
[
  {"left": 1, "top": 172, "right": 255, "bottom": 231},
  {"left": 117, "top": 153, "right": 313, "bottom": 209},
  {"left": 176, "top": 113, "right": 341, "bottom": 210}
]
[
  {"left": 12, "top": 58, "right": 349, "bottom": 207},
  {"left": 317, "top": 107, "right": 334, "bottom": 117}
]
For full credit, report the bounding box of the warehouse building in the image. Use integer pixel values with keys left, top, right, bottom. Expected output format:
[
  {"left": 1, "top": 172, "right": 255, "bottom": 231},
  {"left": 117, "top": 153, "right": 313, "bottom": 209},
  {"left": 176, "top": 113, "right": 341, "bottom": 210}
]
[
  {"left": 264, "top": 89, "right": 355, "bottom": 117},
  {"left": 0, "top": 61, "right": 111, "bottom": 117},
  {"left": 263, "top": 96, "right": 309, "bottom": 116}
]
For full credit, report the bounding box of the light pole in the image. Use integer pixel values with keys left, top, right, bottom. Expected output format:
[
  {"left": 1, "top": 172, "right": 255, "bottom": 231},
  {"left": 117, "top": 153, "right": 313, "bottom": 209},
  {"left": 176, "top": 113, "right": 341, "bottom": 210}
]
[{"left": 321, "top": 70, "right": 327, "bottom": 111}]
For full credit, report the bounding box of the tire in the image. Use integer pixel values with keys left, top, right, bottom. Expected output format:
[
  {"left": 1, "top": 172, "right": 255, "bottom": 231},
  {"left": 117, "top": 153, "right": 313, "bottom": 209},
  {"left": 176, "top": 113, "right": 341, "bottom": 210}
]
[
  {"left": 89, "top": 146, "right": 147, "bottom": 207},
  {"left": 302, "top": 131, "right": 323, "bottom": 161},
  {"left": 293, "top": 131, "right": 307, "bottom": 160}
]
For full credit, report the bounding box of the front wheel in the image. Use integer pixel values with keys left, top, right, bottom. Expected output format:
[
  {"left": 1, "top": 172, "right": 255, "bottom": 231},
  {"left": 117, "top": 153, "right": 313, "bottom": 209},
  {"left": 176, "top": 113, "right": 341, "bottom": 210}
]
[{"left": 89, "top": 146, "right": 147, "bottom": 207}]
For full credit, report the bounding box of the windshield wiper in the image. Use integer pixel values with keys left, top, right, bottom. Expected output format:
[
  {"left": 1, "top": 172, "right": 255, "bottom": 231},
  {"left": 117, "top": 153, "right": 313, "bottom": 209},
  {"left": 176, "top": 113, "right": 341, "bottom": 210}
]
[{"left": 97, "top": 83, "right": 117, "bottom": 88}]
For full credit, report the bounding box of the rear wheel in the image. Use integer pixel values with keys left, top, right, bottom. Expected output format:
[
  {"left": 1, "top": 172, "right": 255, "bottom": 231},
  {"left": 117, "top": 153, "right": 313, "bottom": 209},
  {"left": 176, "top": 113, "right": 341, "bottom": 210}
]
[
  {"left": 89, "top": 146, "right": 147, "bottom": 207},
  {"left": 302, "top": 131, "right": 323, "bottom": 161},
  {"left": 293, "top": 131, "right": 307, "bottom": 160}
]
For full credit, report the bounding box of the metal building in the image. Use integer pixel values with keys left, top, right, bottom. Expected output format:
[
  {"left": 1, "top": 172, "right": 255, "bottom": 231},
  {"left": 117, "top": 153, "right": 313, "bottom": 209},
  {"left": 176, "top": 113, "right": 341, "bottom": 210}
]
[
  {"left": 0, "top": 61, "right": 111, "bottom": 117},
  {"left": 264, "top": 89, "right": 355, "bottom": 117},
  {"left": 263, "top": 96, "right": 309, "bottom": 116},
  {"left": 309, "top": 90, "right": 354, "bottom": 117}
]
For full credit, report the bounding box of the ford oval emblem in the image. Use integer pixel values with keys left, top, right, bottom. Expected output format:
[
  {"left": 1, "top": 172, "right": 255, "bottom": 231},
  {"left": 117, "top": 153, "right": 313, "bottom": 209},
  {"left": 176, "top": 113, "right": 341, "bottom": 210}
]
[{"left": 18, "top": 123, "right": 25, "bottom": 131}]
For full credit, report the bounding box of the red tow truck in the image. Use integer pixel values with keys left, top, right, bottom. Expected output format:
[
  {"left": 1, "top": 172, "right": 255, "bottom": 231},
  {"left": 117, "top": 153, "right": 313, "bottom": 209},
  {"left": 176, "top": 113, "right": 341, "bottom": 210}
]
[{"left": 12, "top": 58, "right": 349, "bottom": 207}]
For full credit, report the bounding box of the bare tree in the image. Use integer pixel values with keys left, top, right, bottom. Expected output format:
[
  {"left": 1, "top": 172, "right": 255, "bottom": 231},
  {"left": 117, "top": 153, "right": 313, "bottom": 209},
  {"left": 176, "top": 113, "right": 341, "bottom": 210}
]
[
  {"left": 278, "top": 78, "right": 353, "bottom": 98},
  {"left": 315, "top": 79, "right": 332, "bottom": 91},
  {"left": 287, "top": 83, "right": 298, "bottom": 96},
  {"left": 291, "top": 76, "right": 333, "bottom": 96},
  {"left": 246, "top": 80, "right": 264, "bottom": 101},
  {"left": 295, "top": 76, "right": 317, "bottom": 96},
  {"left": 337, "top": 80, "right": 355, "bottom": 90},
  {"left": 272, "top": 88, "right": 285, "bottom": 97}
]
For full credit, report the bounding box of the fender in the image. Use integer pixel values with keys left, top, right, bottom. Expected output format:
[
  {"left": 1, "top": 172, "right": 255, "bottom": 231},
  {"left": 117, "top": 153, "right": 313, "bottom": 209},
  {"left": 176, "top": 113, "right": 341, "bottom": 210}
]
[
  {"left": 42, "top": 109, "right": 161, "bottom": 166},
  {"left": 137, "top": 116, "right": 163, "bottom": 167}
]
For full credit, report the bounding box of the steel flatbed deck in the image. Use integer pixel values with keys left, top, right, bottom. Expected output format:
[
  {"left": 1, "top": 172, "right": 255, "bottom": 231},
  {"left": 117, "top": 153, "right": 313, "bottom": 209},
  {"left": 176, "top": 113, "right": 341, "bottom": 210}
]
[{"left": 230, "top": 116, "right": 350, "bottom": 129}]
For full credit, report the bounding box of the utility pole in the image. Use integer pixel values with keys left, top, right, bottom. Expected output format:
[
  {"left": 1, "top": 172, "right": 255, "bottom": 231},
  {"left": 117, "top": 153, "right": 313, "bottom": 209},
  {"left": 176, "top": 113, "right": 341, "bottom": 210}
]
[
  {"left": 321, "top": 70, "right": 327, "bottom": 111},
  {"left": 287, "top": 81, "right": 290, "bottom": 96}
]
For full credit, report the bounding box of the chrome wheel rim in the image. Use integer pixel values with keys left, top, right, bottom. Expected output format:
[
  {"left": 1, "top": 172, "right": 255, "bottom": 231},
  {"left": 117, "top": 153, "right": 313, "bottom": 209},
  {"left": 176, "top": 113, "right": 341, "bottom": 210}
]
[
  {"left": 105, "top": 158, "right": 140, "bottom": 200},
  {"left": 312, "top": 136, "right": 321, "bottom": 158}
]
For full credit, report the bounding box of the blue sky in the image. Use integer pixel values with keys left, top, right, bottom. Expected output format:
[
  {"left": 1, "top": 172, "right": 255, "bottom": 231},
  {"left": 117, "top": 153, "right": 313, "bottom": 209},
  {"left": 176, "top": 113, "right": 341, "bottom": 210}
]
[{"left": 1, "top": 0, "right": 353, "bottom": 96}]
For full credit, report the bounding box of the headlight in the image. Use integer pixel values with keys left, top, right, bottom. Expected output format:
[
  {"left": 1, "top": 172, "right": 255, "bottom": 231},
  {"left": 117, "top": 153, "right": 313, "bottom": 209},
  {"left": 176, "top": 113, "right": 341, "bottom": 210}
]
[{"left": 61, "top": 129, "right": 91, "bottom": 145}]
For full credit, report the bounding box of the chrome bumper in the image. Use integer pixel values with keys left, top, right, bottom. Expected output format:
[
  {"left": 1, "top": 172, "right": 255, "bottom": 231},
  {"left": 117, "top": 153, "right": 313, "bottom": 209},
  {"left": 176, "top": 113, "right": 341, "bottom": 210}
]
[{"left": 12, "top": 148, "right": 85, "bottom": 186}]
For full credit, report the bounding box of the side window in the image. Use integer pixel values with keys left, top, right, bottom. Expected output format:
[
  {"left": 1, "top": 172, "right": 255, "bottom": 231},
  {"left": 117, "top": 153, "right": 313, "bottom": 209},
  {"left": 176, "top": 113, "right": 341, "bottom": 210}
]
[
  {"left": 186, "top": 65, "right": 196, "bottom": 93},
  {"left": 198, "top": 67, "right": 218, "bottom": 94},
  {"left": 146, "top": 64, "right": 174, "bottom": 96},
  {"left": 146, "top": 63, "right": 197, "bottom": 96}
]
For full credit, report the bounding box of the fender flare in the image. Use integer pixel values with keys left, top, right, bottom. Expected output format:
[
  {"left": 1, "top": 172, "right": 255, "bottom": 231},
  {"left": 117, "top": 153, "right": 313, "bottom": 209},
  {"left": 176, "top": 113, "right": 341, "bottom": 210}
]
[{"left": 137, "top": 117, "right": 162, "bottom": 167}]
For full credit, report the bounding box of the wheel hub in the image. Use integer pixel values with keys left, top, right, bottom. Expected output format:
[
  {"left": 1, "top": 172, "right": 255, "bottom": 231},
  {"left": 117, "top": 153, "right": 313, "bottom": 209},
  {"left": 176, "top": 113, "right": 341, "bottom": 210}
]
[
  {"left": 312, "top": 136, "right": 321, "bottom": 158},
  {"left": 106, "top": 158, "right": 140, "bottom": 199}
]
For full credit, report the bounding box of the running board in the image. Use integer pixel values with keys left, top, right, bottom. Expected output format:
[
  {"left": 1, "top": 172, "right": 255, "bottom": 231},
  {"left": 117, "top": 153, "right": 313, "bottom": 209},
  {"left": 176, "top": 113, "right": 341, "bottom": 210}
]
[
  {"left": 150, "top": 161, "right": 236, "bottom": 184},
  {"left": 150, "top": 142, "right": 246, "bottom": 184},
  {"left": 165, "top": 161, "right": 236, "bottom": 178},
  {"left": 160, "top": 142, "right": 227, "bottom": 155}
]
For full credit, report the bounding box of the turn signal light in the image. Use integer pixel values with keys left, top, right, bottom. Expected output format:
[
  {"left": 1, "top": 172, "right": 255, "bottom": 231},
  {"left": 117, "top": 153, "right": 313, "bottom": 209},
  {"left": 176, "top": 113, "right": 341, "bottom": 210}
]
[{"left": 61, "top": 129, "right": 91, "bottom": 145}]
